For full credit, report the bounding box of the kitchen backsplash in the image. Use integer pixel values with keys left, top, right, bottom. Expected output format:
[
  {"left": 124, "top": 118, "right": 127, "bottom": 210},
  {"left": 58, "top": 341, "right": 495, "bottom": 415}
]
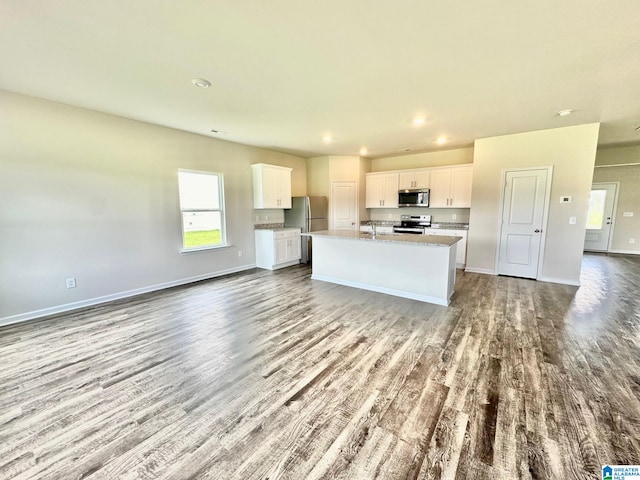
[
  {"left": 254, "top": 209, "right": 285, "bottom": 225},
  {"left": 367, "top": 208, "right": 470, "bottom": 224}
]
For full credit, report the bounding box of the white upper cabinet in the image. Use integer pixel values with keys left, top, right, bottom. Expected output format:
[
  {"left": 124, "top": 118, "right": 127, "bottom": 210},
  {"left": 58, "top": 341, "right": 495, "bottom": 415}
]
[
  {"left": 428, "top": 165, "right": 473, "bottom": 208},
  {"left": 398, "top": 169, "right": 430, "bottom": 190},
  {"left": 252, "top": 163, "right": 292, "bottom": 209},
  {"left": 365, "top": 172, "right": 399, "bottom": 208}
]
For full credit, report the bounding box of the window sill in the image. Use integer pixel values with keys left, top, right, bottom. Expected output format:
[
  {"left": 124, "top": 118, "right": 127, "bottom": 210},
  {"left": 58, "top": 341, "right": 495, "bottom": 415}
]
[{"left": 180, "top": 244, "right": 232, "bottom": 254}]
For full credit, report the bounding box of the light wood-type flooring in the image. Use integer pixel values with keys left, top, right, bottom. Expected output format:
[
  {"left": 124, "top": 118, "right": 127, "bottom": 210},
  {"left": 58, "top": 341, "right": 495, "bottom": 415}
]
[{"left": 1, "top": 253, "right": 639, "bottom": 479}]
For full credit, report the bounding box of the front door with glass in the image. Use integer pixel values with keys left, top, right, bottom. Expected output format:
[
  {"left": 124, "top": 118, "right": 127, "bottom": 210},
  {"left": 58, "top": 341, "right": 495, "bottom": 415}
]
[{"left": 584, "top": 183, "right": 618, "bottom": 251}]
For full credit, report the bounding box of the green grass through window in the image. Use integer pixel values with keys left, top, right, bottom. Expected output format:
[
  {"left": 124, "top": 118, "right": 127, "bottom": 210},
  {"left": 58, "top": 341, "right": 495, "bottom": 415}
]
[{"left": 184, "top": 229, "right": 222, "bottom": 248}]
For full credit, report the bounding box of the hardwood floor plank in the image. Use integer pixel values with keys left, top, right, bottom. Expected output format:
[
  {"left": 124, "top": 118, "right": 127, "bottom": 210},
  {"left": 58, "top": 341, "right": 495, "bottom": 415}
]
[
  {"left": 1, "top": 256, "right": 639, "bottom": 479},
  {"left": 417, "top": 407, "right": 469, "bottom": 480}
]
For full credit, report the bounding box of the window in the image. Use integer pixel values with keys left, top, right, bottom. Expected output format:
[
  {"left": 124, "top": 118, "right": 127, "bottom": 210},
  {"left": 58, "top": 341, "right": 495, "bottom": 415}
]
[
  {"left": 586, "top": 189, "right": 607, "bottom": 230},
  {"left": 178, "top": 169, "right": 226, "bottom": 250}
]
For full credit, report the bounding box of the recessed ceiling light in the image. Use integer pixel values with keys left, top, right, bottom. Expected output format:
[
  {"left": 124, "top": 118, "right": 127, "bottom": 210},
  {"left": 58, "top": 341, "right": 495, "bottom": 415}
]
[
  {"left": 557, "top": 109, "right": 574, "bottom": 117},
  {"left": 413, "top": 117, "right": 426, "bottom": 125},
  {"left": 635, "top": 126, "right": 640, "bottom": 132},
  {"left": 192, "top": 78, "right": 211, "bottom": 88},
  {"left": 397, "top": 148, "right": 412, "bottom": 152},
  {"left": 322, "top": 134, "right": 332, "bottom": 143},
  {"left": 435, "top": 137, "right": 447, "bottom": 145},
  {"left": 210, "top": 129, "right": 227, "bottom": 134},
  {"left": 359, "top": 147, "right": 368, "bottom": 155}
]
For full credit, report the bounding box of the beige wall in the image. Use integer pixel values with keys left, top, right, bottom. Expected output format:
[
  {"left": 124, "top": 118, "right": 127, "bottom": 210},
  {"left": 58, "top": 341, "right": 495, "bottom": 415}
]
[
  {"left": 0, "top": 90, "right": 306, "bottom": 323},
  {"left": 307, "top": 155, "right": 369, "bottom": 226},
  {"left": 592, "top": 144, "right": 640, "bottom": 253},
  {"left": 467, "top": 124, "right": 600, "bottom": 285},
  {"left": 371, "top": 147, "right": 473, "bottom": 172},
  {"left": 306, "top": 156, "right": 330, "bottom": 197}
]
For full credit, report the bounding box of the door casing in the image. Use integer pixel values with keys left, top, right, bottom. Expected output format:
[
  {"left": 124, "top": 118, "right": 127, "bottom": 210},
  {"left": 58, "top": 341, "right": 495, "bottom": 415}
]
[{"left": 584, "top": 182, "right": 619, "bottom": 252}]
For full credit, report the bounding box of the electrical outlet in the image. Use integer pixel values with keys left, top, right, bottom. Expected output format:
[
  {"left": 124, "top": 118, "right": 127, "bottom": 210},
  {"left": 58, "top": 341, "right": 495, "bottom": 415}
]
[
  {"left": 630, "top": 239, "right": 636, "bottom": 244},
  {"left": 66, "top": 277, "right": 76, "bottom": 289},
  {"left": 623, "top": 212, "right": 634, "bottom": 217},
  {"left": 452, "top": 214, "right": 457, "bottom": 220},
  {"left": 569, "top": 216, "right": 577, "bottom": 224},
  {"left": 238, "top": 250, "right": 243, "bottom": 257}
]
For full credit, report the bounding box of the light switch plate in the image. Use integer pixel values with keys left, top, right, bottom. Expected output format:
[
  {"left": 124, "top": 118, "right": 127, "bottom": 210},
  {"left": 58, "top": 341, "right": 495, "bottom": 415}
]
[
  {"left": 623, "top": 212, "right": 634, "bottom": 217},
  {"left": 569, "top": 216, "right": 577, "bottom": 224}
]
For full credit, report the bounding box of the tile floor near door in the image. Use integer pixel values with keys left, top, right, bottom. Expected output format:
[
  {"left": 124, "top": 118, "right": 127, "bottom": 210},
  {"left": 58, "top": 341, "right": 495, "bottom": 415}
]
[{"left": 0, "top": 254, "right": 639, "bottom": 479}]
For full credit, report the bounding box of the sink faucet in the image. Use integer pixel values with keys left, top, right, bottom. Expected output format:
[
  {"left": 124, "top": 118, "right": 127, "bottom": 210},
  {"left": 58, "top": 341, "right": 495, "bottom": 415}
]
[{"left": 370, "top": 221, "right": 376, "bottom": 236}]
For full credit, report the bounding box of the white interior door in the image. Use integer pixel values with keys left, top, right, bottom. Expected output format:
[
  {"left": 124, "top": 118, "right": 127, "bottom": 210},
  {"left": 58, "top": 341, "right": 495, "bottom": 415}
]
[
  {"left": 584, "top": 183, "right": 618, "bottom": 251},
  {"left": 498, "top": 168, "right": 550, "bottom": 279},
  {"left": 331, "top": 181, "right": 357, "bottom": 231}
]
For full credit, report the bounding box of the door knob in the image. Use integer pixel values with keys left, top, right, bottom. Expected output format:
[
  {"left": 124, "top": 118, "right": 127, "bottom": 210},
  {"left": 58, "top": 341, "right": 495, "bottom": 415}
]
[{"left": 534, "top": 229, "right": 541, "bottom": 233}]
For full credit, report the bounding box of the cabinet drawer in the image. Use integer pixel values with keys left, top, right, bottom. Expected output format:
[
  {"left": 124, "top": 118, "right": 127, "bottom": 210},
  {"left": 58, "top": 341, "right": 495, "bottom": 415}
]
[{"left": 274, "top": 230, "right": 299, "bottom": 239}]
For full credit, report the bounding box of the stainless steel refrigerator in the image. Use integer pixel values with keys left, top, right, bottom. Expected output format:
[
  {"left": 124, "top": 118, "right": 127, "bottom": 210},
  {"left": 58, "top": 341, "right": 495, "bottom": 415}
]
[{"left": 284, "top": 196, "right": 328, "bottom": 264}]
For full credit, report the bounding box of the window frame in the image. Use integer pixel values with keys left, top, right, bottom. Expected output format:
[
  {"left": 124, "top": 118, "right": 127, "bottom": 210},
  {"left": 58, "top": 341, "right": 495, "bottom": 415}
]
[{"left": 178, "top": 168, "right": 228, "bottom": 252}]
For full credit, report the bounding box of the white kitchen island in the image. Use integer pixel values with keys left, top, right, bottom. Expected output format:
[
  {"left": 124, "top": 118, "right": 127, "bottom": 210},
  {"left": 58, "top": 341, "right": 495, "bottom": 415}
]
[{"left": 304, "top": 230, "right": 462, "bottom": 306}]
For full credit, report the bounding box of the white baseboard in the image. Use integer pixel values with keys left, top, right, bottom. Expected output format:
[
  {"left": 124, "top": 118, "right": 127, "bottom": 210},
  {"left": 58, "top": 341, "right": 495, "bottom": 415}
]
[
  {"left": 0, "top": 264, "right": 257, "bottom": 327},
  {"left": 537, "top": 276, "right": 581, "bottom": 287},
  {"left": 464, "top": 267, "right": 497, "bottom": 275},
  {"left": 607, "top": 249, "right": 640, "bottom": 255},
  {"left": 311, "top": 274, "right": 450, "bottom": 306}
]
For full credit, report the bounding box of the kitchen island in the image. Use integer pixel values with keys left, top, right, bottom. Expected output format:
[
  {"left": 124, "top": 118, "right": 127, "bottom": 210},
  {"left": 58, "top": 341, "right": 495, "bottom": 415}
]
[{"left": 304, "top": 230, "right": 462, "bottom": 306}]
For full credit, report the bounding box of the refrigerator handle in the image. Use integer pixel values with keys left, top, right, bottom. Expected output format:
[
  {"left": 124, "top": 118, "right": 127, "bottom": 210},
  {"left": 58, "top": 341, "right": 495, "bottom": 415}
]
[{"left": 307, "top": 197, "right": 312, "bottom": 232}]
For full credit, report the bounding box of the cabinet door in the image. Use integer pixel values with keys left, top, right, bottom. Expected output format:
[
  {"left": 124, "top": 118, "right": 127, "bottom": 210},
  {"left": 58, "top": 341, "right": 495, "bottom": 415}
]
[
  {"left": 382, "top": 173, "right": 399, "bottom": 208},
  {"left": 414, "top": 170, "right": 431, "bottom": 189},
  {"left": 287, "top": 236, "right": 301, "bottom": 261},
  {"left": 276, "top": 168, "right": 292, "bottom": 208},
  {"left": 429, "top": 169, "right": 452, "bottom": 207},
  {"left": 252, "top": 164, "right": 292, "bottom": 209},
  {"left": 398, "top": 172, "right": 415, "bottom": 190},
  {"left": 262, "top": 167, "right": 280, "bottom": 208},
  {"left": 450, "top": 166, "right": 473, "bottom": 208},
  {"left": 275, "top": 237, "right": 289, "bottom": 264},
  {"left": 366, "top": 174, "right": 384, "bottom": 208}
]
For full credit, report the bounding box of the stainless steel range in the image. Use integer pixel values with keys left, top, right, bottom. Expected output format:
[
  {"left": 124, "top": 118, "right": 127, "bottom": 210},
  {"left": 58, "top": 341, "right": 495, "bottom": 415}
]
[{"left": 393, "top": 215, "right": 432, "bottom": 234}]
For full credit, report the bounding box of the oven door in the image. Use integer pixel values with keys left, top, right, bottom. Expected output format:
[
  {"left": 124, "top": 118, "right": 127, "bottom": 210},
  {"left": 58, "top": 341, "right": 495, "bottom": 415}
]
[{"left": 393, "top": 226, "right": 425, "bottom": 235}]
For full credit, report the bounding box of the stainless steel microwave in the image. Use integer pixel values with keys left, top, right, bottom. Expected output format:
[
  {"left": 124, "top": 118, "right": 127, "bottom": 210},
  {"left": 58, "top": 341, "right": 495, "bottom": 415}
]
[{"left": 398, "top": 188, "right": 430, "bottom": 207}]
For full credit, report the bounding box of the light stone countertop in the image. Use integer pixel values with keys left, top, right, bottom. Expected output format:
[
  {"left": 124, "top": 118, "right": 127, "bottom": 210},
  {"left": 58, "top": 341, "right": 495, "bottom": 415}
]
[
  {"left": 429, "top": 223, "right": 469, "bottom": 230},
  {"left": 303, "top": 230, "right": 461, "bottom": 247}
]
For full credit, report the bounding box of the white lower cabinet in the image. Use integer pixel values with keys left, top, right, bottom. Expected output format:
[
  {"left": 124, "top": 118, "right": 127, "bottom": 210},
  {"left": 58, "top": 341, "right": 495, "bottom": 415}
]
[
  {"left": 255, "top": 228, "right": 301, "bottom": 270},
  {"left": 424, "top": 229, "right": 468, "bottom": 267}
]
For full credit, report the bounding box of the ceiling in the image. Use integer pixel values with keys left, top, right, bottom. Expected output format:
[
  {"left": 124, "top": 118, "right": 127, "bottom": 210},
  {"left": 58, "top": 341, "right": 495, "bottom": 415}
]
[{"left": 1, "top": 1, "right": 639, "bottom": 159}]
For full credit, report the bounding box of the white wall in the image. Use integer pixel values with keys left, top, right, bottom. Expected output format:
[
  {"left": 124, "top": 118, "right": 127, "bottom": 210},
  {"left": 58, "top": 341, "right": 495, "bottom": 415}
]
[
  {"left": 466, "top": 124, "right": 600, "bottom": 285},
  {"left": 0, "top": 90, "right": 306, "bottom": 323}
]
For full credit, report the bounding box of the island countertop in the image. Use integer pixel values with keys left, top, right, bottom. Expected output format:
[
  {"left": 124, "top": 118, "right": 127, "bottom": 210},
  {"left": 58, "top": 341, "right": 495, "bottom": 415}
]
[{"left": 303, "top": 230, "right": 461, "bottom": 247}]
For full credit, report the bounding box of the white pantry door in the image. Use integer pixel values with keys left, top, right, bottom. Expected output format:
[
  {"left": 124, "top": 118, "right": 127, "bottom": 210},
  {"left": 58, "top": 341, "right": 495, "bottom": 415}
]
[
  {"left": 584, "top": 183, "right": 617, "bottom": 251},
  {"left": 498, "top": 168, "right": 550, "bottom": 279},
  {"left": 331, "top": 181, "right": 357, "bottom": 231}
]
